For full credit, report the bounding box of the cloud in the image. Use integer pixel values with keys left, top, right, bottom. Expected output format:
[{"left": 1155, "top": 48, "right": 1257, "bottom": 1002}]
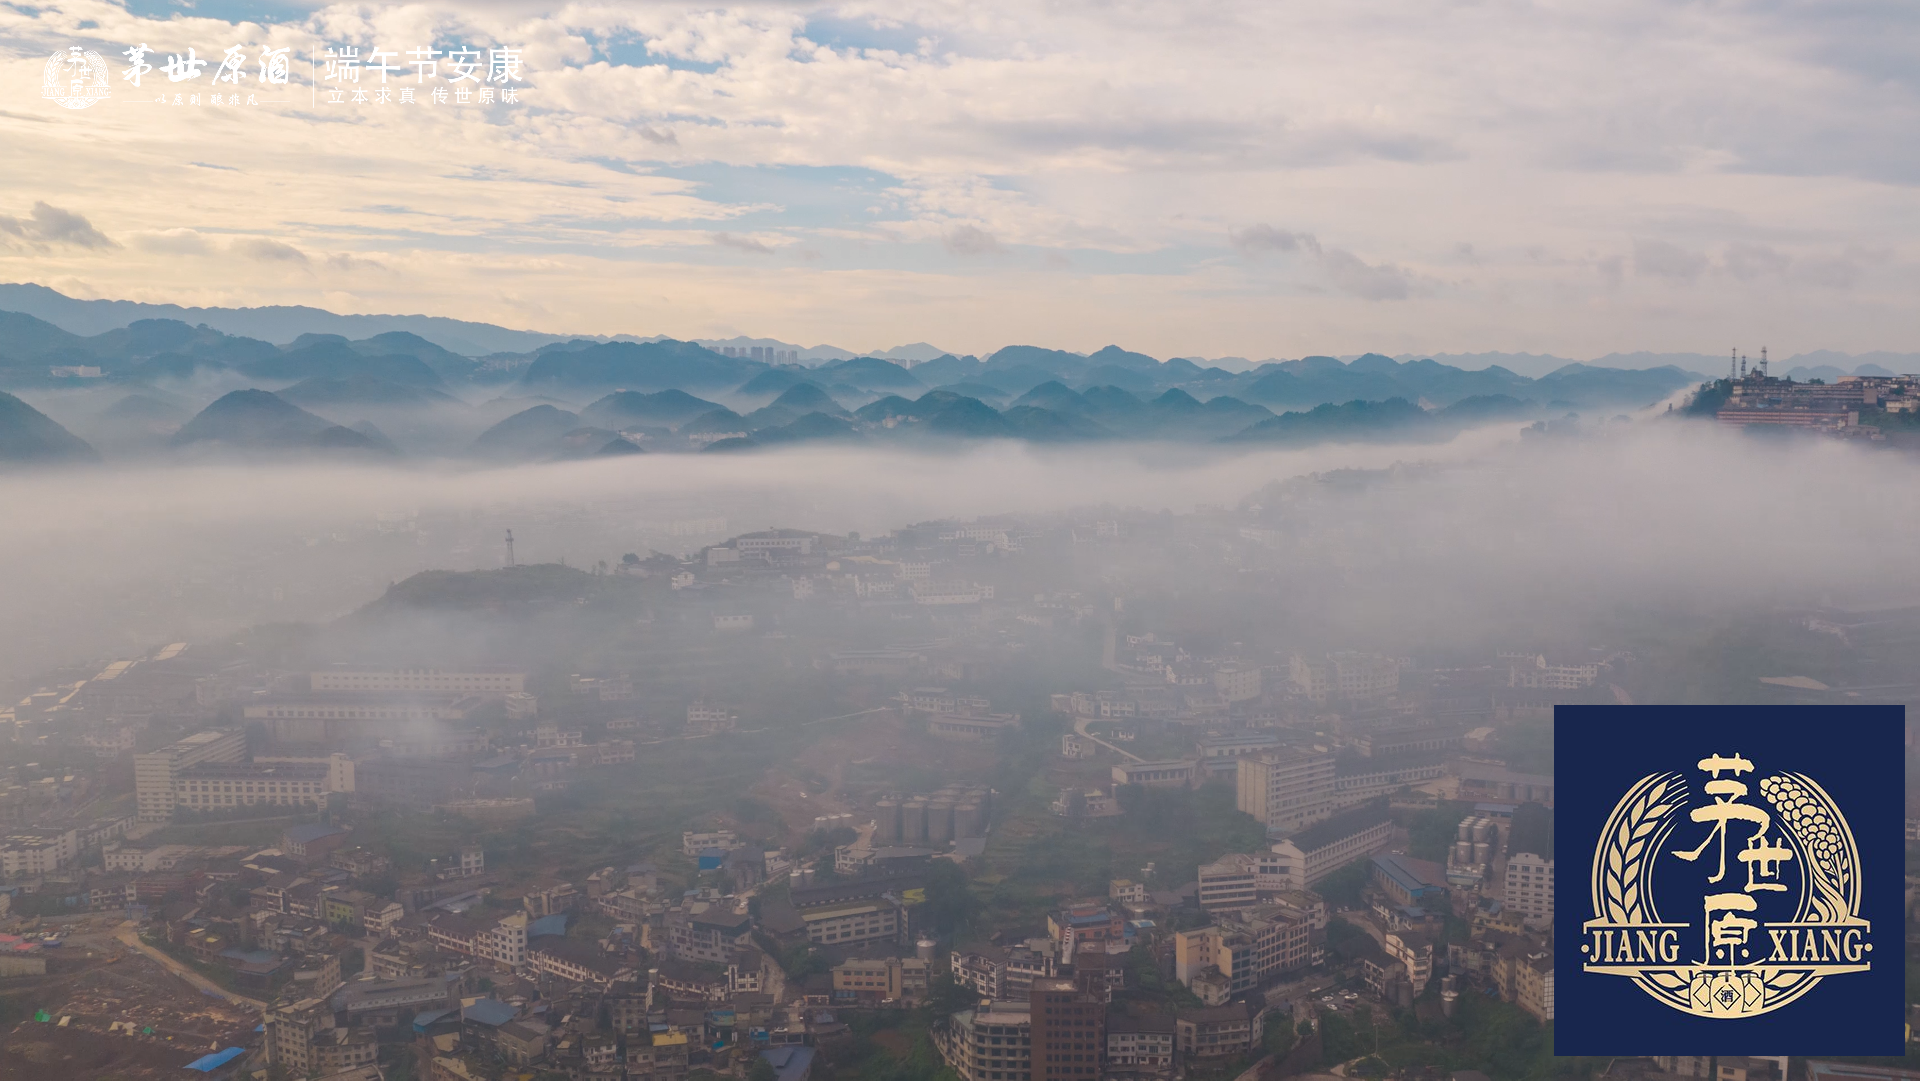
[
  {"left": 943, "top": 225, "right": 1001, "bottom": 256},
  {"left": 1231, "top": 224, "right": 1319, "bottom": 256},
  {"left": 1319, "top": 247, "right": 1414, "bottom": 301},
  {"left": 0, "top": 2, "right": 1917, "bottom": 354},
  {"left": 1723, "top": 242, "right": 1791, "bottom": 281},
  {"left": 1233, "top": 224, "right": 1415, "bottom": 300},
  {"left": 234, "top": 238, "right": 310, "bottom": 263},
  {"left": 0, "top": 202, "right": 115, "bottom": 250},
  {"left": 132, "top": 229, "right": 213, "bottom": 256},
  {"left": 713, "top": 232, "right": 775, "bottom": 254},
  {"left": 1633, "top": 239, "right": 1708, "bottom": 281}
]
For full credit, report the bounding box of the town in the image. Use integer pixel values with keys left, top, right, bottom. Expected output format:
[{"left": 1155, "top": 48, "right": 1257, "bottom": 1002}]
[{"left": 0, "top": 495, "right": 1910, "bottom": 1081}]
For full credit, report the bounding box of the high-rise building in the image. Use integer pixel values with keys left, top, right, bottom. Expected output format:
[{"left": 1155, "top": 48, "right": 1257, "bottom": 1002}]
[
  {"left": 1029, "top": 977, "right": 1105, "bottom": 1081},
  {"left": 1504, "top": 851, "right": 1554, "bottom": 923},
  {"left": 134, "top": 729, "right": 246, "bottom": 821},
  {"left": 1235, "top": 749, "right": 1335, "bottom": 834}
]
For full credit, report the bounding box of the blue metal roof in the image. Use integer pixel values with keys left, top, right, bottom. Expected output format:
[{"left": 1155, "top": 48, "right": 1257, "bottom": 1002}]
[
  {"left": 462, "top": 999, "right": 517, "bottom": 1027},
  {"left": 185, "top": 1046, "right": 246, "bottom": 1071},
  {"left": 1371, "top": 853, "right": 1446, "bottom": 895}
]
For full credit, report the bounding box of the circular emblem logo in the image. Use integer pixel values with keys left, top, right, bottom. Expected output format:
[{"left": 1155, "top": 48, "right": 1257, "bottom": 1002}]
[
  {"left": 42, "top": 47, "right": 111, "bottom": 110},
  {"left": 1582, "top": 753, "right": 1870, "bottom": 1017}
]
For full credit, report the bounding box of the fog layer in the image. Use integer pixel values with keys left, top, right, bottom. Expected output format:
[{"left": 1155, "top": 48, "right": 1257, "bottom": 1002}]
[{"left": 2, "top": 420, "right": 1915, "bottom": 685}]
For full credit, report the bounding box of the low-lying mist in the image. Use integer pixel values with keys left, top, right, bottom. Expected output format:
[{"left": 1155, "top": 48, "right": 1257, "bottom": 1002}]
[{"left": 3, "top": 419, "right": 1916, "bottom": 687}]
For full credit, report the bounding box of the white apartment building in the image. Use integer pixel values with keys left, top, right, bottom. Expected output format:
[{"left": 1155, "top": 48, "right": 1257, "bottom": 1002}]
[
  {"left": 173, "top": 760, "right": 332, "bottom": 813},
  {"left": 310, "top": 667, "right": 525, "bottom": 696},
  {"left": 480, "top": 912, "right": 528, "bottom": 968},
  {"left": 1288, "top": 653, "right": 1400, "bottom": 703},
  {"left": 1504, "top": 851, "right": 1554, "bottom": 923},
  {"left": 1267, "top": 804, "right": 1396, "bottom": 887},
  {"left": 735, "top": 532, "right": 815, "bottom": 558},
  {"left": 0, "top": 827, "right": 78, "bottom": 876},
  {"left": 135, "top": 729, "right": 246, "bottom": 821},
  {"left": 1235, "top": 749, "right": 1335, "bottom": 834},
  {"left": 911, "top": 581, "right": 995, "bottom": 605},
  {"left": 1505, "top": 654, "right": 1600, "bottom": 690},
  {"left": 1213, "top": 664, "right": 1263, "bottom": 703}
]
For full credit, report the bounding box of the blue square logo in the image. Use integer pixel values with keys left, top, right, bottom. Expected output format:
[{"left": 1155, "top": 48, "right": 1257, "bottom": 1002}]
[{"left": 1554, "top": 705, "right": 1905, "bottom": 1055}]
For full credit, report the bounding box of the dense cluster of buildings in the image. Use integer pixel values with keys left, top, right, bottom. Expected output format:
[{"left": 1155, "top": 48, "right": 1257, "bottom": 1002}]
[{"left": 0, "top": 508, "right": 1613, "bottom": 1081}]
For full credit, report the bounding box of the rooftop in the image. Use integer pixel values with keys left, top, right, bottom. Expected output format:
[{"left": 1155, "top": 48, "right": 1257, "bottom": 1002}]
[{"left": 1281, "top": 798, "right": 1392, "bottom": 850}]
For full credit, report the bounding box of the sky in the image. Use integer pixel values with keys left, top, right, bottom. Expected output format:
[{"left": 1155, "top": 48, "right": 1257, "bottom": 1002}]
[{"left": 1, "top": 0, "right": 1917, "bottom": 358}]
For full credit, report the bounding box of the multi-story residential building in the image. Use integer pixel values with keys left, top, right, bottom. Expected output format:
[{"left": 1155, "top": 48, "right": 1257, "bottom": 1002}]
[
  {"left": 175, "top": 761, "right": 334, "bottom": 815},
  {"left": 1195, "top": 733, "right": 1282, "bottom": 779},
  {"left": 1503, "top": 654, "right": 1600, "bottom": 690},
  {"left": 1504, "top": 851, "right": 1554, "bottom": 924},
  {"left": 831, "top": 955, "right": 931, "bottom": 1004},
  {"left": 528, "top": 936, "right": 630, "bottom": 988},
  {"left": 1174, "top": 926, "right": 1254, "bottom": 996},
  {"left": 263, "top": 997, "right": 376, "bottom": 1076},
  {"left": 797, "top": 896, "right": 905, "bottom": 946},
  {"left": 1047, "top": 902, "right": 1125, "bottom": 956},
  {"left": 928, "top": 713, "right": 1021, "bottom": 741},
  {"left": 687, "top": 701, "right": 737, "bottom": 733},
  {"left": 1288, "top": 653, "right": 1399, "bottom": 703},
  {"left": 901, "top": 688, "right": 994, "bottom": 716},
  {"left": 933, "top": 1000, "right": 1031, "bottom": 1081},
  {"left": 1173, "top": 906, "right": 1311, "bottom": 994},
  {"left": 427, "top": 912, "right": 527, "bottom": 969},
  {"left": 665, "top": 906, "right": 755, "bottom": 962},
  {"left": 1351, "top": 726, "right": 1466, "bottom": 758},
  {"left": 1030, "top": 977, "right": 1105, "bottom": 1081},
  {"left": 0, "top": 827, "right": 79, "bottom": 876},
  {"left": 951, "top": 943, "right": 1057, "bottom": 1002},
  {"left": 1195, "top": 855, "right": 1259, "bottom": 911},
  {"left": 309, "top": 666, "right": 525, "bottom": 696},
  {"left": 1174, "top": 1002, "right": 1261, "bottom": 1059},
  {"left": 734, "top": 531, "right": 817, "bottom": 559},
  {"left": 682, "top": 830, "right": 741, "bottom": 856},
  {"left": 1235, "top": 749, "right": 1335, "bottom": 834},
  {"left": 1213, "top": 664, "right": 1263, "bottom": 703},
  {"left": 1266, "top": 800, "right": 1395, "bottom": 887},
  {"left": 1108, "top": 879, "right": 1146, "bottom": 905},
  {"left": 1194, "top": 851, "right": 1303, "bottom": 910},
  {"left": 1110, "top": 760, "right": 1197, "bottom": 788},
  {"left": 1105, "top": 1010, "right": 1175, "bottom": 1076},
  {"left": 1515, "top": 952, "right": 1553, "bottom": 1022},
  {"left": 134, "top": 729, "right": 245, "bottom": 821},
  {"left": 1383, "top": 930, "right": 1433, "bottom": 995}
]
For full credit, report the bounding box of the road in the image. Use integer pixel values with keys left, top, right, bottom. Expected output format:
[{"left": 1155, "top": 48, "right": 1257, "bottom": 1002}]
[
  {"left": 1073, "top": 715, "right": 1144, "bottom": 763},
  {"left": 114, "top": 921, "right": 265, "bottom": 1010}
]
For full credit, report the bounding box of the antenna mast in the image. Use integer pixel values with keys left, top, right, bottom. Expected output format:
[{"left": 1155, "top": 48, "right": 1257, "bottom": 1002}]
[
  {"left": 1729, "top": 347, "right": 1737, "bottom": 381},
  {"left": 1761, "top": 346, "right": 1768, "bottom": 379},
  {"left": 505, "top": 530, "right": 516, "bottom": 567}
]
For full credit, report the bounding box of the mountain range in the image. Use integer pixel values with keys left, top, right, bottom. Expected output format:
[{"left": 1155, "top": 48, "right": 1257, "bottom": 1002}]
[{"left": 0, "top": 286, "right": 1864, "bottom": 467}]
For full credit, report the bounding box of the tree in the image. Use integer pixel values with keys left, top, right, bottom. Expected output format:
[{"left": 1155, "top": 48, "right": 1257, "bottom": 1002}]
[
  {"left": 922, "top": 859, "right": 981, "bottom": 936},
  {"left": 1316, "top": 861, "right": 1372, "bottom": 909},
  {"left": 747, "top": 1055, "right": 777, "bottom": 1081},
  {"left": 926, "top": 973, "right": 978, "bottom": 1016}
]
